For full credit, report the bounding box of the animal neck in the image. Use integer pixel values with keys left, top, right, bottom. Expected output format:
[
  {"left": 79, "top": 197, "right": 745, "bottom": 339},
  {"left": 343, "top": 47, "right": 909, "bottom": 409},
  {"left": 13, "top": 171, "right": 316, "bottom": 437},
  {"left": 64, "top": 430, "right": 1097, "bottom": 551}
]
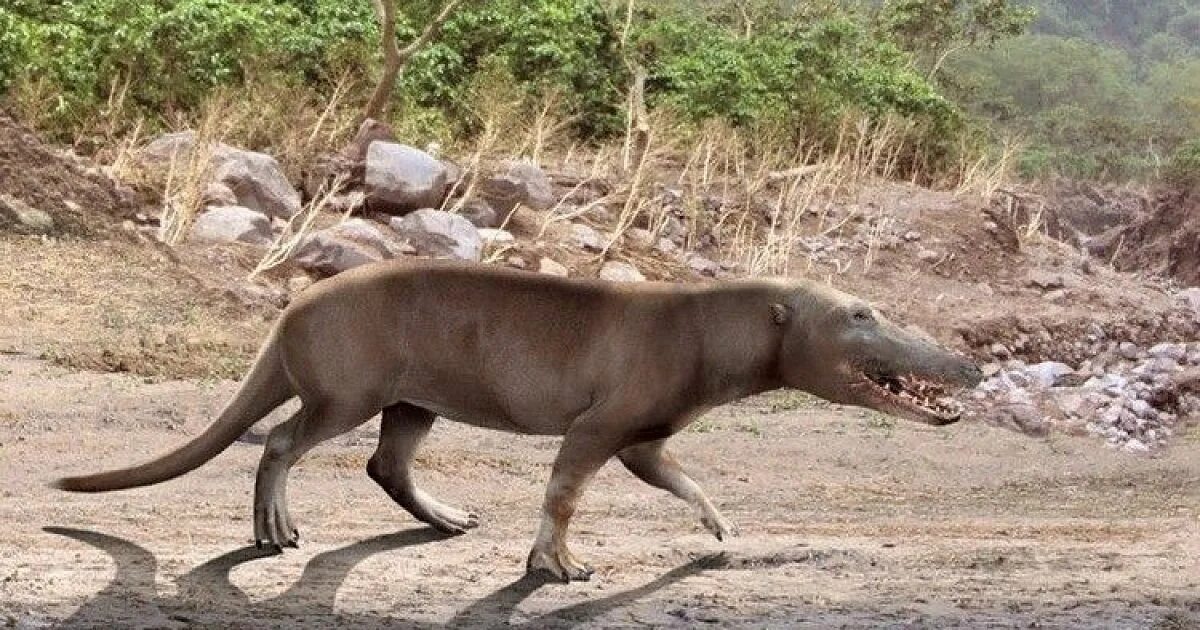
[{"left": 690, "top": 284, "right": 789, "bottom": 406}]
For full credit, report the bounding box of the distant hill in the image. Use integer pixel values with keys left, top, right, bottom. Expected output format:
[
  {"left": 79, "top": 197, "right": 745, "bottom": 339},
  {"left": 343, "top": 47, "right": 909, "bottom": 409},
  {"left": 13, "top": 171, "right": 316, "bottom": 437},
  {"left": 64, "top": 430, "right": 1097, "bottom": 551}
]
[{"left": 1028, "top": 0, "right": 1200, "bottom": 62}]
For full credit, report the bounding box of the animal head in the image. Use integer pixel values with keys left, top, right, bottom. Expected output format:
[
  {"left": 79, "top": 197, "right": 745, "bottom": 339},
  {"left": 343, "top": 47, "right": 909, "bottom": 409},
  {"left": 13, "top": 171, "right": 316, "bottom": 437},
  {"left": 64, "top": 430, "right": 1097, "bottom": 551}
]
[{"left": 771, "top": 282, "right": 982, "bottom": 425}]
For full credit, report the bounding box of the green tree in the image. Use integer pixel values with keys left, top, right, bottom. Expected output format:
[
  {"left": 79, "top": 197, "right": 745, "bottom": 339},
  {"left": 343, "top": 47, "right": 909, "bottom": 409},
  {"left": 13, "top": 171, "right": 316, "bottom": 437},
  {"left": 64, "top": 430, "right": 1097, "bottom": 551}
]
[{"left": 878, "top": 0, "right": 1036, "bottom": 80}]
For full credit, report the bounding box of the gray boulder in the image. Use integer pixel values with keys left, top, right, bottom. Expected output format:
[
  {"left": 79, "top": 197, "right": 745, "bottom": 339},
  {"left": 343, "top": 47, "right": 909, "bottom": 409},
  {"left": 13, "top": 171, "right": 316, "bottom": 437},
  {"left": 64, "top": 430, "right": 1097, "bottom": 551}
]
[
  {"left": 391, "top": 208, "right": 482, "bottom": 261},
  {"left": 189, "top": 206, "right": 273, "bottom": 246},
  {"left": 292, "top": 218, "right": 411, "bottom": 276},
  {"left": 478, "top": 159, "right": 556, "bottom": 217},
  {"left": 364, "top": 142, "right": 448, "bottom": 214},
  {"left": 141, "top": 131, "right": 301, "bottom": 219},
  {"left": 458, "top": 199, "right": 501, "bottom": 228}
]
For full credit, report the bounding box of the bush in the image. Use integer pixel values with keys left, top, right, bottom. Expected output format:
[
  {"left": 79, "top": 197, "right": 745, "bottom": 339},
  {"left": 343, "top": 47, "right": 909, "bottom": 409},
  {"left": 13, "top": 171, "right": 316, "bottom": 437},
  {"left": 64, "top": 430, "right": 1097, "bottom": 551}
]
[{"left": 1167, "top": 140, "right": 1200, "bottom": 189}]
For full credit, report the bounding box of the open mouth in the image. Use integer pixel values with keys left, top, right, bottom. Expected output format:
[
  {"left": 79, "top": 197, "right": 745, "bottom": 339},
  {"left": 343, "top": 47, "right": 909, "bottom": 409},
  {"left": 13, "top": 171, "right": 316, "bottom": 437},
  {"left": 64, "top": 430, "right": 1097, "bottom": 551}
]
[{"left": 862, "top": 371, "right": 965, "bottom": 423}]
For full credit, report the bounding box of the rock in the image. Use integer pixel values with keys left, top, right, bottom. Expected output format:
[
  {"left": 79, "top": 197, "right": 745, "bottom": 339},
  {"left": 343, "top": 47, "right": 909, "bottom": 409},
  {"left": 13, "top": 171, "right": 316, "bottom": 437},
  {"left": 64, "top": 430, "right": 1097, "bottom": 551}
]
[
  {"left": 478, "top": 228, "right": 515, "bottom": 245},
  {"left": 1122, "top": 438, "right": 1150, "bottom": 454},
  {"left": 1085, "top": 373, "right": 1129, "bottom": 395},
  {"left": 364, "top": 142, "right": 449, "bottom": 214},
  {"left": 990, "top": 343, "right": 1012, "bottom": 359},
  {"left": 684, "top": 253, "right": 721, "bottom": 277},
  {"left": 538, "top": 257, "right": 568, "bottom": 277},
  {"left": 1178, "top": 288, "right": 1200, "bottom": 322},
  {"left": 506, "top": 256, "right": 528, "bottom": 270},
  {"left": 917, "top": 249, "right": 940, "bottom": 263},
  {"left": 391, "top": 209, "right": 482, "bottom": 261},
  {"left": 292, "top": 218, "right": 409, "bottom": 276},
  {"left": 1148, "top": 343, "right": 1187, "bottom": 362},
  {"left": 287, "top": 275, "right": 314, "bottom": 294},
  {"left": 189, "top": 206, "right": 273, "bottom": 246},
  {"left": 903, "top": 230, "right": 922, "bottom": 242},
  {"left": 992, "top": 402, "right": 1049, "bottom": 437},
  {"left": 458, "top": 199, "right": 500, "bottom": 228},
  {"left": 625, "top": 228, "right": 655, "bottom": 251},
  {"left": 142, "top": 131, "right": 302, "bottom": 219},
  {"left": 570, "top": 223, "right": 605, "bottom": 252},
  {"left": 1027, "top": 270, "right": 1066, "bottom": 291},
  {"left": 598, "top": 260, "right": 645, "bottom": 282},
  {"left": 341, "top": 118, "right": 395, "bottom": 163},
  {"left": 479, "top": 159, "right": 556, "bottom": 216},
  {"left": 226, "top": 166, "right": 294, "bottom": 214},
  {"left": 0, "top": 194, "right": 54, "bottom": 233},
  {"left": 654, "top": 238, "right": 678, "bottom": 255},
  {"left": 1024, "top": 361, "right": 1075, "bottom": 388},
  {"left": 203, "top": 182, "right": 238, "bottom": 207},
  {"left": 1118, "top": 341, "right": 1140, "bottom": 360}
]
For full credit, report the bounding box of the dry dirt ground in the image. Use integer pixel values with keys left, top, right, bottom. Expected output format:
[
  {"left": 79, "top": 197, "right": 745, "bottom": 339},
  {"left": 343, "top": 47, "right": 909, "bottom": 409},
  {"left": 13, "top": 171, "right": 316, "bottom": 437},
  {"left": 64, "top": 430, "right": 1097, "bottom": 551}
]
[
  {"left": 2, "top": 113, "right": 1199, "bottom": 627},
  {"left": 2, "top": 350, "right": 1199, "bottom": 629}
]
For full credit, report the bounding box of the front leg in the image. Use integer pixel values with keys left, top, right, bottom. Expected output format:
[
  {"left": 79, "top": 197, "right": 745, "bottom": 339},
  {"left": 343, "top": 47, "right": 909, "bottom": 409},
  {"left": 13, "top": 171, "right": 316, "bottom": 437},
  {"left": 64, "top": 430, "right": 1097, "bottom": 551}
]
[
  {"left": 526, "top": 424, "right": 622, "bottom": 582},
  {"left": 619, "top": 439, "right": 738, "bottom": 541}
]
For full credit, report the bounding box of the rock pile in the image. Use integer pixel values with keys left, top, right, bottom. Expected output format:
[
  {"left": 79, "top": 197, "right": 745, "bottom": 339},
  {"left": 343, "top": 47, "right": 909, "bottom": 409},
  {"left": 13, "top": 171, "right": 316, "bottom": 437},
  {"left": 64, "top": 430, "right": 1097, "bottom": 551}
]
[{"left": 972, "top": 341, "right": 1200, "bottom": 452}]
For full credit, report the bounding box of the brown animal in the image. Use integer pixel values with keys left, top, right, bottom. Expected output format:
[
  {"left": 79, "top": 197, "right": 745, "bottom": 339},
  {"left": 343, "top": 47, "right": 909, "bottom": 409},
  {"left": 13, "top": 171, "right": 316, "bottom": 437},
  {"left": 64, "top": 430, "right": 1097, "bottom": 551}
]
[{"left": 56, "top": 260, "right": 982, "bottom": 582}]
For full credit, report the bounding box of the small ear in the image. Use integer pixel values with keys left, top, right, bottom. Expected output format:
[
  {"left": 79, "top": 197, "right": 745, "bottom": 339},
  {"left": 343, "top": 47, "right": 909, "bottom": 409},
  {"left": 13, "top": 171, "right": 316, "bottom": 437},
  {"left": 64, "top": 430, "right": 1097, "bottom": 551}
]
[{"left": 770, "top": 303, "right": 790, "bottom": 325}]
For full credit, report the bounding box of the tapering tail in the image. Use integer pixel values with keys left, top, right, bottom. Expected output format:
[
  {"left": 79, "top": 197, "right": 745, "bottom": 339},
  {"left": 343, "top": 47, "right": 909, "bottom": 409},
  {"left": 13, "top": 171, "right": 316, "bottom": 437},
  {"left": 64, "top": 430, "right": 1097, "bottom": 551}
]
[{"left": 53, "top": 335, "right": 293, "bottom": 492}]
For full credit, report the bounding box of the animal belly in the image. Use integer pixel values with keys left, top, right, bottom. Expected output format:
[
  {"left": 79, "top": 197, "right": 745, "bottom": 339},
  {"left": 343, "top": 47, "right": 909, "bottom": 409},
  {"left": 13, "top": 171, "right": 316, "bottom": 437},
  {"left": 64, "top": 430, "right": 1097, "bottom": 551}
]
[{"left": 401, "top": 398, "right": 562, "bottom": 436}]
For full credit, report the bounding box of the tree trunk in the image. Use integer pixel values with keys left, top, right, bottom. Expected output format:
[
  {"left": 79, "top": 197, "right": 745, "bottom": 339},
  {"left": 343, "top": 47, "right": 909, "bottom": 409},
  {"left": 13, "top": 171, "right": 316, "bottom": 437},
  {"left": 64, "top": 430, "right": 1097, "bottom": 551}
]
[{"left": 364, "top": 0, "right": 466, "bottom": 122}]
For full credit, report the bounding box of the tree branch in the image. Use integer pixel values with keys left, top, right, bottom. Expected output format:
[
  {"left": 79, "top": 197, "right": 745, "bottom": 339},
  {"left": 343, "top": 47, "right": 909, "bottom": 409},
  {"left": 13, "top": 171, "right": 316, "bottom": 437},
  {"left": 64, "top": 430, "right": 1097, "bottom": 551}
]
[{"left": 364, "top": 0, "right": 465, "bottom": 121}]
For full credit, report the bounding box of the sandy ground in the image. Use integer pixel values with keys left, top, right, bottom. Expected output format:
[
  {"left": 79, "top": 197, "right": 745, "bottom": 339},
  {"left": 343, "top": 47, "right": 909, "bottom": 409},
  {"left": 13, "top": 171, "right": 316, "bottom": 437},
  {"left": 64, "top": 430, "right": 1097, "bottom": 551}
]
[{"left": 1, "top": 353, "right": 1198, "bottom": 629}]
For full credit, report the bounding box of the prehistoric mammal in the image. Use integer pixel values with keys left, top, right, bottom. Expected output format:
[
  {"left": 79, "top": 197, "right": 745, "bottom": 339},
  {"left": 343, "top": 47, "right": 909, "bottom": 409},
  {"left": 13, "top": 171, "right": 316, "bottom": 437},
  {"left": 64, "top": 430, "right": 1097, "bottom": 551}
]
[{"left": 56, "top": 259, "right": 982, "bottom": 582}]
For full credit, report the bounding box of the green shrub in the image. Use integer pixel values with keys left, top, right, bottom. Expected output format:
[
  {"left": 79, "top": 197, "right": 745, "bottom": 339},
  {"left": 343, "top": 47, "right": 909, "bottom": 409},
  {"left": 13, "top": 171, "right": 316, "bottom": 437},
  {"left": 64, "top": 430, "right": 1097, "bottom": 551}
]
[{"left": 1167, "top": 139, "right": 1200, "bottom": 189}]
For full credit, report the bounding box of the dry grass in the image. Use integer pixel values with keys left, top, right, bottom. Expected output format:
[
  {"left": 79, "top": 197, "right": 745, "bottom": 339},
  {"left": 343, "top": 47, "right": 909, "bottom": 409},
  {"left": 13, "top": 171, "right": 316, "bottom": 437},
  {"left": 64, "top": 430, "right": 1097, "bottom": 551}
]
[{"left": 249, "top": 173, "right": 350, "bottom": 279}]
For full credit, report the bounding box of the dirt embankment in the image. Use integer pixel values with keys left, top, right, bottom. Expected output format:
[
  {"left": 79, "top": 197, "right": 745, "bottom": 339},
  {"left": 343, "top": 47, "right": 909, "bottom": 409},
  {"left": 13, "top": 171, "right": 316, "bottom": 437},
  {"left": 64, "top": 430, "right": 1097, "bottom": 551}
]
[{"left": 0, "top": 111, "right": 144, "bottom": 236}]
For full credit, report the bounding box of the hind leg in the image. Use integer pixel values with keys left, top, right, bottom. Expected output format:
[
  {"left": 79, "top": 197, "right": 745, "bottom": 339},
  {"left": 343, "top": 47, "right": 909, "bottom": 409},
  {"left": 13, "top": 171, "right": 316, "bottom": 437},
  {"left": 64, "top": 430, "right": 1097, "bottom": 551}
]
[
  {"left": 253, "top": 402, "right": 374, "bottom": 550},
  {"left": 366, "top": 403, "right": 478, "bottom": 534},
  {"left": 619, "top": 439, "right": 737, "bottom": 541}
]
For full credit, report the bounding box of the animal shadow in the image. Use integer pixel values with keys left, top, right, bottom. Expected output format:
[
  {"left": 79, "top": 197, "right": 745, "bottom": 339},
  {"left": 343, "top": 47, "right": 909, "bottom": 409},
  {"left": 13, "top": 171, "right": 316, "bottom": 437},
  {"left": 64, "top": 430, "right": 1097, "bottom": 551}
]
[{"left": 43, "top": 526, "right": 725, "bottom": 628}]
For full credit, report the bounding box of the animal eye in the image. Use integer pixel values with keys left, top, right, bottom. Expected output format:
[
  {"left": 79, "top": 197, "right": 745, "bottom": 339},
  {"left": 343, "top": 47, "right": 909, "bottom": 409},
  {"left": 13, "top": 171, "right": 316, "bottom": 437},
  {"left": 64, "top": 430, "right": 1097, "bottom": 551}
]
[{"left": 852, "top": 308, "right": 873, "bottom": 322}]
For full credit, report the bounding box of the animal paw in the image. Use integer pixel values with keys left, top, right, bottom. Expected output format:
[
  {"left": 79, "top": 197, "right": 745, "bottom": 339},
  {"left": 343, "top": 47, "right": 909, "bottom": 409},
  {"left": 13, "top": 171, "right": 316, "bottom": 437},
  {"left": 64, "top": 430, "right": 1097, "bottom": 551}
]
[
  {"left": 702, "top": 513, "right": 738, "bottom": 542},
  {"left": 421, "top": 504, "right": 479, "bottom": 535},
  {"left": 526, "top": 546, "right": 594, "bottom": 582}
]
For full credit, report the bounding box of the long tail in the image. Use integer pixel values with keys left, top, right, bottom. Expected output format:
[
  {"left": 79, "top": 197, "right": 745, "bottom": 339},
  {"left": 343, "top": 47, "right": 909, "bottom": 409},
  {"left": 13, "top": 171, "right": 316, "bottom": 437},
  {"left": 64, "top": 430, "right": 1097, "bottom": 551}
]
[{"left": 54, "top": 335, "right": 293, "bottom": 492}]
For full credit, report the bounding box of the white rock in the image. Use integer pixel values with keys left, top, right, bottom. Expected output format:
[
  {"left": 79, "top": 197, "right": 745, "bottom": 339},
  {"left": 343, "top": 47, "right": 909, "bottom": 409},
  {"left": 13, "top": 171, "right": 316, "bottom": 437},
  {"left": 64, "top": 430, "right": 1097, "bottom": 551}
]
[
  {"left": 1148, "top": 343, "right": 1187, "bottom": 362},
  {"left": 1023, "top": 361, "right": 1075, "bottom": 389},
  {"left": 598, "top": 260, "right": 645, "bottom": 282},
  {"left": 1122, "top": 439, "right": 1150, "bottom": 454},
  {"left": 684, "top": 253, "right": 721, "bottom": 277},
  {"left": 538, "top": 257, "right": 568, "bottom": 277},
  {"left": 570, "top": 223, "right": 605, "bottom": 252},
  {"left": 1118, "top": 341, "right": 1139, "bottom": 360},
  {"left": 478, "top": 228, "right": 515, "bottom": 244},
  {"left": 189, "top": 206, "right": 273, "bottom": 246},
  {"left": 625, "top": 228, "right": 655, "bottom": 251}
]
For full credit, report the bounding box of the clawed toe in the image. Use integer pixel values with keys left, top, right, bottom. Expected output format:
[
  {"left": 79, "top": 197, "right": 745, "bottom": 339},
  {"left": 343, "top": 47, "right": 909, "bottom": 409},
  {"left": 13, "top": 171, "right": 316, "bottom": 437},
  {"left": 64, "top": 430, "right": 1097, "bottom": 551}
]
[{"left": 526, "top": 547, "right": 594, "bottom": 583}]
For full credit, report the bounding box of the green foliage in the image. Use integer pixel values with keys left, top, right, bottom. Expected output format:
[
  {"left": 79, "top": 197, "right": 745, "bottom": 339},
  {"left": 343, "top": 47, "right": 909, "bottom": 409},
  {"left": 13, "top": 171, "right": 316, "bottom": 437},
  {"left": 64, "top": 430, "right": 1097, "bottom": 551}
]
[
  {"left": 880, "top": 0, "right": 1036, "bottom": 58},
  {"left": 1167, "top": 139, "right": 1200, "bottom": 189},
  {"left": 945, "top": 0, "right": 1200, "bottom": 181},
  {"left": 0, "top": 0, "right": 1036, "bottom": 179},
  {"left": 636, "top": 9, "right": 958, "bottom": 141}
]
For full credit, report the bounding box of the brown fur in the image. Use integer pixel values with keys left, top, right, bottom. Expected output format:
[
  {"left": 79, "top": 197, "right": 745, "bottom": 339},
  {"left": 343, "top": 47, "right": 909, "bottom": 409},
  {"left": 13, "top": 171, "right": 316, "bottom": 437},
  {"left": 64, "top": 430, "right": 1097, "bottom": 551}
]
[{"left": 56, "top": 259, "right": 979, "bottom": 581}]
